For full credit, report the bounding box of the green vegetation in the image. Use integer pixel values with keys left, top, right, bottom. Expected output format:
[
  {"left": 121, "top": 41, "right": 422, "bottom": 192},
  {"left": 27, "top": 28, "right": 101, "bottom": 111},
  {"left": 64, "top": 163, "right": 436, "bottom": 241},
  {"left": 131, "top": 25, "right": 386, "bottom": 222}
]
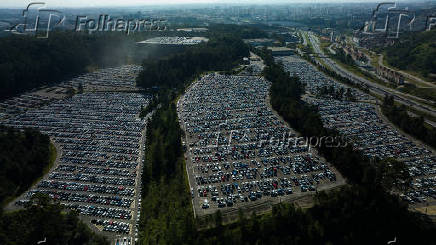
[
  {"left": 332, "top": 48, "right": 355, "bottom": 66},
  {"left": 196, "top": 181, "right": 434, "bottom": 244},
  {"left": 137, "top": 28, "right": 249, "bottom": 244},
  {"left": 136, "top": 35, "right": 249, "bottom": 92},
  {"left": 328, "top": 47, "right": 393, "bottom": 89},
  {"left": 0, "top": 126, "right": 51, "bottom": 206},
  {"left": 0, "top": 194, "right": 108, "bottom": 245},
  {"left": 139, "top": 96, "right": 158, "bottom": 119},
  {"left": 0, "top": 126, "right": 108, "bottom": 244},
  {"left": 327, "top": 47, "right": 436, "bottom": 108},
  {"left": 406, "top": 105, "right": 436, "bottom": 124},
  {"left": 330, "top": 46, "right": 436, "bottom": 107},
  {"left": 138, "top": 93, "right": 195, "bottom": 244},
  {"left": 383, "top": 30, "right": 436, "bottom": 82},
  {"left": 382, "top": 95, "right": 436, "bottom": 148},
  {"left": 30, "top": 142, "right": 57, "bottom": 189},
  {"left": 301, "top": 52, "right": 370, "bottom": 94},
  {"left": 208, "top": 24, "right": 268, "bottom": 39},
  {"left": 317, "top": 85, "right": 356, "bottom": 101},
  {"left": 0, "top": 32, "right": 136, "bottom": 100}
]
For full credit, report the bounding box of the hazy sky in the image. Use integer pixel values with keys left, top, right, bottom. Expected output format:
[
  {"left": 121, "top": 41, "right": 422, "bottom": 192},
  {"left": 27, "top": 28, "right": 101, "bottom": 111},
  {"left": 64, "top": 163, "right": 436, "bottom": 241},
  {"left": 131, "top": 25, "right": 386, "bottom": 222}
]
[{"left": 0, "top": 0, "right": 413, "bottom": 8}]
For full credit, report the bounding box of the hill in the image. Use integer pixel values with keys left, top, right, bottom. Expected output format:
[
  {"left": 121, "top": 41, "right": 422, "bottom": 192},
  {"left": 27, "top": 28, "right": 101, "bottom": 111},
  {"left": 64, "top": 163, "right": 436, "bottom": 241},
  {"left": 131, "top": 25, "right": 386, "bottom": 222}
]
[{"left": 383, "top": 30, "right": 436, "bottom": 81}]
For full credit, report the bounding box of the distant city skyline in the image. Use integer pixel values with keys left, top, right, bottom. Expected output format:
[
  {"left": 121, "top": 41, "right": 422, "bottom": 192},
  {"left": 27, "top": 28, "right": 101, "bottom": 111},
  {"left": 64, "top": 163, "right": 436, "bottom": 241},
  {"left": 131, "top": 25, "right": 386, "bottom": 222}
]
[{"left": 0, "top": 0, "right": 428, "bottom": 8}]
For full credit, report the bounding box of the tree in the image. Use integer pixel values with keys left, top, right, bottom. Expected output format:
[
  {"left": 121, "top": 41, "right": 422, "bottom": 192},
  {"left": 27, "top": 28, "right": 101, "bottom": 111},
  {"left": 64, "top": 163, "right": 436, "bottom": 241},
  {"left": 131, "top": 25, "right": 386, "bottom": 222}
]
[{"left": 78, "top": 82, "right": 84, "bottom": 94}]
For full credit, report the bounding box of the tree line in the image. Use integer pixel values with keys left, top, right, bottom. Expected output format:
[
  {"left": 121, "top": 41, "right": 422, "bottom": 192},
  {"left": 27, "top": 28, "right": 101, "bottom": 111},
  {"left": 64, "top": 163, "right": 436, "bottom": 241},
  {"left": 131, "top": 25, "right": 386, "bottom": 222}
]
[
  {"left": 0, "top": 194, "right": 108, "bottom": 245},
  {"left": 0, "top": 32, "right": 137, "bottom": 100},
  {"left": 317, "top": 85, "right": 356, "bottom": 101},
  {"left": 0, "top": 126, "right": 108, "bottom": 244},
  {"left": 332, "top": 48, "right": 355, "bottom": 66},
  {"left": 136, "top": 35, "right": 249, "bottom": 92},
  {"left": 138, "top": 91, "right": 195, "bottom": 244},
  {"left": 0, "top": 125, "right": 52, "bottom": 206},
  {"left": 382, "top": 95, "right": 436, "bottom": 148}
]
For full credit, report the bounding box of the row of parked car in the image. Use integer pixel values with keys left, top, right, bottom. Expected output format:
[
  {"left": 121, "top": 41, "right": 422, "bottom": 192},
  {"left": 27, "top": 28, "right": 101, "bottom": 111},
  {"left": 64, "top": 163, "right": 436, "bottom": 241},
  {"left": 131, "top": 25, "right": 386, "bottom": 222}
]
[
  {"left": 179, "top": 74, "right": 340, "bottom": 212},
  {"left": 55, "top": 165, "right": 135, "bottom": 178},
  {"left": 69, "top": 65, "right": 141, "bottom": 92},
  {"left": 91, "top": 219, "right": 130, "bottom": 234},
  {"left": 0, "top": 93, "right": 53, "bottom": 120},
  {"left": 278, "top": 56, "right": 435, "bottom": 205},
  {"left": 3, "top": 68, "right": 148, "bottom": 236},
  {"left": 25, "top": 189, "right": 133, "bottom": 208}
]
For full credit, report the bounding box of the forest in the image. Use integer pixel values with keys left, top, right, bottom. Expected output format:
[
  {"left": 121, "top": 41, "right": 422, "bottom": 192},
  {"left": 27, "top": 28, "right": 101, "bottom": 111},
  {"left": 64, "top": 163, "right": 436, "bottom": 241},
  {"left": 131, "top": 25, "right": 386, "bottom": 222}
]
[
  {"left": 136, "top": 35, "right": 249, "bottom": 92},
  {"left": 0, "top": 194, "right": 108, "bottom": 245},
  {"left": 332, "top": 48, "right": 356, "bottom": 66},
  {"left": 138, "top": 91, "right": 195, "bottom": 244},
  {"left": 382, "top": 29, "right": 436, "bottom": 80},
  {"left": 382, "top": 95, "right": 436, "bottom": 148},
  {"left": 0, "top": 32, "right": 137, "bottom": 100},
  {"left": 0, "top": 125, "right": 53, "bottom": 206}
]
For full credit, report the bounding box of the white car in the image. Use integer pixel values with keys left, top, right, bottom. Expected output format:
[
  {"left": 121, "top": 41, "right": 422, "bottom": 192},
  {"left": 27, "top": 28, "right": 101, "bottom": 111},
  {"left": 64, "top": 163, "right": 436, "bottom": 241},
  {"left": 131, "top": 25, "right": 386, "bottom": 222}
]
[{"left": 202, "top": 199, "right": 209, "bottom": 209}]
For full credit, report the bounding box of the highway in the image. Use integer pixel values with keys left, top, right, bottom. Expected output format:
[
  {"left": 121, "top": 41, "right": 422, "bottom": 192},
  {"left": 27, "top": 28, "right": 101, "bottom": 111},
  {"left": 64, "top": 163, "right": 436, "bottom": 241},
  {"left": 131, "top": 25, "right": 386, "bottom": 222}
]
[{"left": 304, "top": 31, "right": 436, "bottom": 123}]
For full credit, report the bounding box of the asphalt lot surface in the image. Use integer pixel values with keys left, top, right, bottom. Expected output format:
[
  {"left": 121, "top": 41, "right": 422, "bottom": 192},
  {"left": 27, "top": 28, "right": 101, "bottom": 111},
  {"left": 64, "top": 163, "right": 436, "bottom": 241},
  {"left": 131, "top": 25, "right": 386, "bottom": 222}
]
[{"left": 178, "top": 73, "right": 344, "bottom": 216}]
